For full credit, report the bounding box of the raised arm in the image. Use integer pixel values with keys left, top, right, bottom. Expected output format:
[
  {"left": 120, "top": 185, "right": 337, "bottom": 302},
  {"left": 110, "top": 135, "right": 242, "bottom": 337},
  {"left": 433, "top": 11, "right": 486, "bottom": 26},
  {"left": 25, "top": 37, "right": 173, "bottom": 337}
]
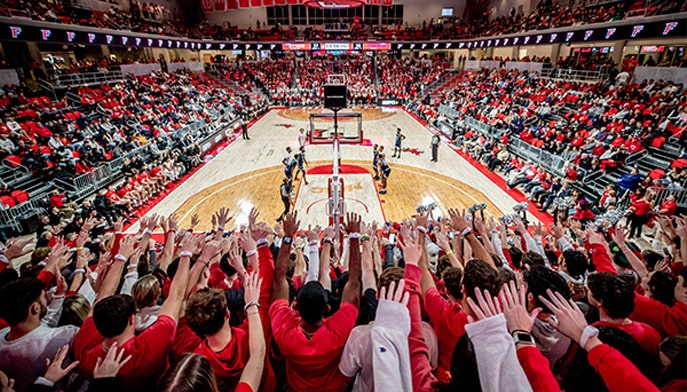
[
  {"left": 341, "top": 213, "right": 362, "bottom": 307},
  {"left": 449, "top": 209, "right": 493, "bottom": 268},
  {"left": 157, "top": 215, "right": 178, "bottom": 272},
  {"left": 93, "top": 235, "right": 137, "bottom": 306},
  {"left": 272, "top": 212, "right": 299, "bottom": 301},
  {"left": 612, "top": 226, "right": 648, "bottom": 278},
  {"left": 239, "top": 272, "right": 266, "bottom": 392},
  {"left": 159, "top": 236, "right": 192, "bottom": 322},
  {"left": 360, "top": 222, "right": 376, "bottom": 292}
]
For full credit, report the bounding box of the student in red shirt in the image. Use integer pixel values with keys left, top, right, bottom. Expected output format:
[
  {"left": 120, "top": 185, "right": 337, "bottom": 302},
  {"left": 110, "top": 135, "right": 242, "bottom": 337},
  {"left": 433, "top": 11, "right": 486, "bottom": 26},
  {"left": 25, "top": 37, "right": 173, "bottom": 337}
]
[
  {"left": 628, "top": 189, "right": 652, "bottom": 239},
  {"left": 73, "top": 234, "right": 192, "bottom": 390},
  {"left": 587, "top": 272, "right": 662, "bottom": 356},
  {"left": 160, "top": 272, "right": 266, "bottom": 392},
  {"left": 269, "top": 212, "right": 361, "bottom": 392}
]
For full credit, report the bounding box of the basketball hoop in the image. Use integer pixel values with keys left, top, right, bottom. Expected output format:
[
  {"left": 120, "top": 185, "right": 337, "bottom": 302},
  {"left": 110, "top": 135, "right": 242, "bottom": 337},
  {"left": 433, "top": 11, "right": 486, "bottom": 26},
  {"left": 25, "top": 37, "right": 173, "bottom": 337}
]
[{"left": 327, "top": 74, "right": 347, "bottom": 86}]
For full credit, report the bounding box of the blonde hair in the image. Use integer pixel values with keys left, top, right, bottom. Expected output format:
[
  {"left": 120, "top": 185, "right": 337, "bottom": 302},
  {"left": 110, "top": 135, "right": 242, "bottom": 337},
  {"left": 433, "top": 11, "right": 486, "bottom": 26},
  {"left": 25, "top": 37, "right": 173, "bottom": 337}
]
[
  {"left": 58, "top": 294, "right": 90, "bottom": 327},
  {"left": 132, "top": 274, "right": 161, "bottom": 310}
]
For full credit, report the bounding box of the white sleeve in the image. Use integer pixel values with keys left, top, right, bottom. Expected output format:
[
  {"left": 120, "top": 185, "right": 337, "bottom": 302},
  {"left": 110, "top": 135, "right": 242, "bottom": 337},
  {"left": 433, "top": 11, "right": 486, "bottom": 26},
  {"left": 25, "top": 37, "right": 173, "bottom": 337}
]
[
  {"left": 119, "top": 271, "right": 139, "bottom": 295},
  {"left": 371, "top": 300, "right": 413, "bottom": 392},
  {"left": 305, "top": 240, "right": 320, "bottom": 284},
  {"left": 339, "top": 326, "right": 366, "bottom": 378},
  {"left": 42, "top": 294, "right": 65, "bottom": 327},
  {"left": 491, "top": 231, "right": 511, "bottom": 270},
  {"left": 465, "top": 314, "right": 533, "bottom": 392},
  {"left": 78, "top": 274, "right": 97, "bottom": 304}
]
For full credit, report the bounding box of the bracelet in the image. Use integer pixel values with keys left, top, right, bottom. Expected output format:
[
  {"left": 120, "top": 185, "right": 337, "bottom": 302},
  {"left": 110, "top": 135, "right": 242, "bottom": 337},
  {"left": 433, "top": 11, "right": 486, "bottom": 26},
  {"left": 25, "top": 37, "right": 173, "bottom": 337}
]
[
  {"left": 217, "top": 226, "right": 224, "bottom": 231},
  {"left": 179, "top": 251, "right": 193, "bottom": 258},
  {"left": 244, "top": 300, "right": 260, "bottom": 312},
  {"left": 349, "top": 232, "right": 361, "bottom": 239},
  {"left": 74, "top": 268, "right": 86, "bottom": 274},
  {"left": 245, "top": 249, "right": 257, "bottom": 257},
  {"left": 167, "top": 230, "right": 176, "bottom": 235},
  {"left": 417, "top": 226, "right": 427, "bottom": 234},
  {"left": 114, "top": 254, "right": 128, "bottom": 262},
  {"left": 360, "top": 234, "right": 370, "bottom": 242},
  {"left": 620, "top": 247, "right": 632, "bottom": 254},
  {"left": 256, "top": 238, "right": 269, "bottom": 247},
  {"left": 580, "top": 325, "right": 599, "bottom": 349},
  {"left": 115, "top": 231, "right": 122, "bottom": 235},
  {"left": 144, "top": 229, "right": 153, "bottom": 236},
  {"left": 283, "top": 236, "right": 292, "bottom": 244},
  {"left": 461, "top": 227, "right": 473, "bottom": 236},
  {"left": 127, "top": 264, "right": 138, "bottom": 270},
  {"left": 510, "top": 329, "right": 531, "bottom": 336},
  {"left": 76, "top": 246, "right": 85, "bottom": 251},
  {"left": 323, "top": 237, "right": 334, "bottom": 245},
  {"left": 445, "top": 249, "right": 454, "bottom": 256}
]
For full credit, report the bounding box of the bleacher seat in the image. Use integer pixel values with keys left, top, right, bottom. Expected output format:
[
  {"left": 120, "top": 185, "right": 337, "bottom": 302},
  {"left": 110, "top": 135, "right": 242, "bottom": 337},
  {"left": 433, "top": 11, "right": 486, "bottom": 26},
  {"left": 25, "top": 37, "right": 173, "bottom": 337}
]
[
  {"left": 0, "top": 195, "right": 16, "bottom": 207},
  {"left": 11, "top": 190, "right": 29, "bottom": 204}
]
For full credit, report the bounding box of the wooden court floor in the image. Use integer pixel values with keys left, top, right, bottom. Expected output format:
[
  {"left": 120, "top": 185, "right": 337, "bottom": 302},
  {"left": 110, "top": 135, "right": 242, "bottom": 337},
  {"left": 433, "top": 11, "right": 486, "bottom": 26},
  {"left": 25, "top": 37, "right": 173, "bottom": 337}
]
[{"left": 129, "top": 108, "right": 523, "bottom": 233}]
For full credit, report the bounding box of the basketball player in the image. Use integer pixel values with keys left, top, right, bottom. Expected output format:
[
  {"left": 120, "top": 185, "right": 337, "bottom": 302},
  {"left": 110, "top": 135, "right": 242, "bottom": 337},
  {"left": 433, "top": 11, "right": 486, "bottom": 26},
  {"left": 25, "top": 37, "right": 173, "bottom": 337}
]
[
  {"left": 391, "top": 128, "right": 406, "bottom": 158},
  {"left": 298, "top": 128, "right": 307, "bottom": 148},
  {"left": 282, "top": 146, "right": 293, "bottom": 166},
  {"left": 430, "top": 132, "right": 440, "bottom": 162},
  {"left": 378, "top": 152, "right": 391, "bottom": 194},
  {"left": 294, "top": 146, "right": 309, "bottom": 185},
  {"left": 284, "top": 154, "right": 297, "bottom": 188},
  {"left": 372, "top": 144, "right": 380, "bottom": 181},
  {"left": 277, "top": 177, "right": 291, "bottom": 222}
]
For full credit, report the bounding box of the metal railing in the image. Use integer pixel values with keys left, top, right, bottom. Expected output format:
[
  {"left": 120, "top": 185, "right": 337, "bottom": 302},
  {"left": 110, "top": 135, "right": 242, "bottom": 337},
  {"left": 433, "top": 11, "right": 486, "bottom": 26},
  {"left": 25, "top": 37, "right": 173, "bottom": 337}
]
[
  {"left": 507, "top": 138, "right": 568, "bottom": 177},
  {"left": 0, "top": 196, "right": 48, "bottom": 233},
  {"left": 618, "top": 187, "right": 687, "bottom": 209},
  {"left": 463, "top": 115, "right": 507, "bottom": 139},
  {"left": 54, "top": 70, "right": 124, "bottom": 87},
  {"left": 540, "top": 68, "right": 604, "bottom": 83}
]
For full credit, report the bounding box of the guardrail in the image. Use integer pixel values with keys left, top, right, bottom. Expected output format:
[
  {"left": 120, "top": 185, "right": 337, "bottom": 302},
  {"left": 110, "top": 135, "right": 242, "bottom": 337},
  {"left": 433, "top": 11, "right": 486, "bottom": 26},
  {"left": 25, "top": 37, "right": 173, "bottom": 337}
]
[
  {"left": 618, "top": 187, "right": 687, "bottom": 209},
  {"left": 0, "top": 194, "right": 48, "bottom": 233},
  {"left": 55, "top": 70, "right": 124, "bottom": 87},
  {"left": 540, "top": 68, "right": 604, "bottom": 82},
  {"left": 507, "top": 138, "right": 568, "bottom": 177},
  {"left": 625, "top": 150, "right": 649, "bottom": 166}
]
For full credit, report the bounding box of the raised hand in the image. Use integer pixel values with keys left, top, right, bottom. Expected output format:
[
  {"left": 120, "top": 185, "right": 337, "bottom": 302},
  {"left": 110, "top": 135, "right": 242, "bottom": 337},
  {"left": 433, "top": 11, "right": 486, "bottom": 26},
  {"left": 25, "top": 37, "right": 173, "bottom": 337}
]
[
  {"left": 248, "top": 207, "right": 260, "bottom": 231},
  {"left": 549, "top": 223, "right": 564, "bottom": 239},
  {"left": 93, "top": 342, "right": 132, "bottom": 379},
  {"left": 46, "top": 240, "right": 71, "bottom": 269},
  {"left": 43, "top": 345, "right": 80, "bottom": 384},
  {"left": 397, "top": 230, "right": 421, "bottom": 266},
  {"left": 611, "top": 225, "right": 628, "bottom": 245},
  {"left": 585, "top": 227, "right": 607, "bottom": 246},
  {"left": 433, "top": 227, "right": 451, "bottom": 251},
  {"left": 345, "top": 212, "right": 361, "bottom": 234},
  {"left": 117, "top": 236, "right": 138, "bottom": 259},
  {"left": 55, "top": 270, "right": 67, "bottom": 296},
  {"left": 243, "top": 271, "right": 262, "bottom": 306},
  {"left": 238, "top": 231, "right": 257, "bottom": 253},
  {"left": 415, "top": 210, "right": 429, "bottom": 228},
  {"left": 113, "top": 217, "right": 125, "bottom": 233},
  {"left": 75, "top": 230, "right": 90, "bottom": 248},
  {"left": 81, "top": 217, "right": 97, "bottom": 233},
  {"left": 228, "top": 240, "right": 247, "bottom": 281},
  {"left": 500, "top": 280, "right": 541, "bottom": 334},
  {"left": 215, "top": 207, "right": 232, "bottom": 229},
  {"left": 467, "top": 287, "right": 502, "bottom": 323},
  {"left": 199, "top": 240, "right": 221, "bottom": 262},
  {"left": 251, "top": 221, "right": 272, "bottom": 241},
  {"left": 190, "top": 214, "right": 200, "bottom": 230},
  {"left": 533, "top": 222, "right": 546, "bottom": 237},
  {"left": 379, "top": 279, "right": 409, "bottom": 306},
  {"left": 2, "top": 236, "right": 34, "bottom": 260},
  {"left": 282, "top": 212, "right": 300, "bottom": 238},
  {"left": 323, "top": 225, "right": 337, "bottom": 240},
  {"left": 538, "top": 289, "right": 588, "bottom": 345},
  {"left": 448, "top": 208, "right": 469, "bottom": 232},
  {"left": 307, "top": 225, "right": 321, "bottom": 243}
]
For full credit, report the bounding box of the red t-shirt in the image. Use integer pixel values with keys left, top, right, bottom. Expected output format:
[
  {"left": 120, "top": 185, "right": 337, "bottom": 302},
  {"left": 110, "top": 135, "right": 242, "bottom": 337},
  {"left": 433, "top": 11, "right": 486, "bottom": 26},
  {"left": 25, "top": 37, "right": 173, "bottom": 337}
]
[
  {"left": 235, "top": 382, "right": 253, "bottom": 392},
  {"left": 593, "top": 320, "right": 661, "bottom": 356},
  {"left": 74, "top": 315, "right": 176, "bottom": 390},
  {"left": 631, "top": 199, "right": 652, "bottom": 216},
  {"left": 269, "top": 299, "right": 358, "bottom": 392},
  {"left": 193, "top": 326, "right": 249, "bottom": 391},
  {"left": 424, "top": 288, "right": 468, "bottom": 384}
]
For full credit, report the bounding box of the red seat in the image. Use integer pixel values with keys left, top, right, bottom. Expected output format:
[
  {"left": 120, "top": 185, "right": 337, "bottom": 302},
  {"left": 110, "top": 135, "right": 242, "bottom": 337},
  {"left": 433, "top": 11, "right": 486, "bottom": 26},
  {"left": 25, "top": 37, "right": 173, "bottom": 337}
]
[
  {"left": 0, "top": 195, "right": 16, "bottom": 207},
  {"left": 4, "top": 155, "right": 21, "bottom": 167},
  {"left": 12, "top": 190, "right": 29, "bottom": 204}
]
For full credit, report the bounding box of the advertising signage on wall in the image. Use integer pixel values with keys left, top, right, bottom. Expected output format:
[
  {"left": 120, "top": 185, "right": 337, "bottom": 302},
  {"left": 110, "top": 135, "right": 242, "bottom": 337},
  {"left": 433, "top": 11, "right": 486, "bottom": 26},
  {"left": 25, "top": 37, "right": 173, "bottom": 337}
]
[{"left": 1, "top": 17, "right": 684, "bottom": 50}]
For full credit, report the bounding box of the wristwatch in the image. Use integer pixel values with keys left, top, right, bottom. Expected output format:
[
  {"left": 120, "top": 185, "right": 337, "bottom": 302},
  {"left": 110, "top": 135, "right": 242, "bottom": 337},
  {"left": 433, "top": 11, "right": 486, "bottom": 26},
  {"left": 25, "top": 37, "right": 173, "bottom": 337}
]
[{"left": 513, "top": 332, "right": 536, "bottom": 346}]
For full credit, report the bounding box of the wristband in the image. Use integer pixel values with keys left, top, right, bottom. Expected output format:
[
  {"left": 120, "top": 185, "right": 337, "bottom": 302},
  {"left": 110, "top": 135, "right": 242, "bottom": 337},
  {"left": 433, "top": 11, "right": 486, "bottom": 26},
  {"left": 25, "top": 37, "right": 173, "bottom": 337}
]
[
  {"left": 461, "top": 227, "right": 472, "bottom": 236},
  {"left": 115, "top": 231, "right": 122, "bottom": 235},
  {"left": 349, "top": 232, "right": 361, "bottom": 239},
  {"left": 283, "top": 236, "right": 292, "bottom": 244},
  {"left": 76, "top": 246, "right": 85, "bottom": 251},
  {"left": 244, "top": 300, "right": 260, "bottom": 312},
  {"left": 74, "top": 268, "right": 86, "bottom": 274},
  {"left": 445, "top": 249, "right": 454, "bottom": 256},
  {"left": 580, "top": 325, "right": 599, "bottom": 349},
  {"left": 179, "top": 251, "right": 193, "bottom": 258},
  {"left": 308, "top": 239, "right": 319, "bottom": 246},
  {"left": 245, "top": 249, "right": 257, "bottom": 257},
  {"left": 217, "top": 226, "right": 224, "bottom": 231},
  {"left": 360, "top": 234, "right": 370, "bottom": 242},
  {"left": 417, "top": 226, "right": 427, "bottom": 234},
  {"left": 114, "top": 254, "right": 128, "bottom": 262},
  {"left": 256, "top": 238, "right": 269, "bottom": 247},
  {"left": 127, "top": 264, "right": 138, "bottom": 270},
  {"left": 323, "top": 237, "right": 334, "bottom": 245},
  {"left": 144, "top": 229, "right": 154, "bottom": 236}
]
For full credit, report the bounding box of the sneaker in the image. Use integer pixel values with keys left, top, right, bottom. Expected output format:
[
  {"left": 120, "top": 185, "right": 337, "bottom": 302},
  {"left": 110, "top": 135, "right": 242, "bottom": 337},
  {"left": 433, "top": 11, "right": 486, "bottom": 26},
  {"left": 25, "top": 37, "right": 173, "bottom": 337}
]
[
  {"left": 379, "top": 189, "right": 387, "bottom": 194},
  {"left": 374, "top": 176, "right": 380, "bottom": 181}
]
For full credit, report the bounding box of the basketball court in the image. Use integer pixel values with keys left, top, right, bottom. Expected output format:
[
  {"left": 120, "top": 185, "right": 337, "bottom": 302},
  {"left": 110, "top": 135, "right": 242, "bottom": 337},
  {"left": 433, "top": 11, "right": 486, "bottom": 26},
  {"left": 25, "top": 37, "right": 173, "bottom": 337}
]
[{"left": 126, "top": 104, "right": 529, "bottom": 233}]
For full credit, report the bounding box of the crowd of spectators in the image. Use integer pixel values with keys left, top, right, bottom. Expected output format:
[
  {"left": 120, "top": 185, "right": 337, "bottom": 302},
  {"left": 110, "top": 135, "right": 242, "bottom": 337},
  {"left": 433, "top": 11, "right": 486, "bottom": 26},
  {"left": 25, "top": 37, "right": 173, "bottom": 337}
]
[
  {"left": 0, "top": 198, "right": 686, "bottom": 392},
  {"left": 377, "top": 57, "right": 450, "bottom": 102},
  {"left": 0, "top": 69, "right": 257, "bottom": 205}
]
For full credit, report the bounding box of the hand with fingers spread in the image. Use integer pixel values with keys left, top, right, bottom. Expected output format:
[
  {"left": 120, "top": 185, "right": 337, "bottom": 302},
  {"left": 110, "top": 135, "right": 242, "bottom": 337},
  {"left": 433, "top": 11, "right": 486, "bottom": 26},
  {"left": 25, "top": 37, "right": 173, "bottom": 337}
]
[
  {"left": 473, "top": 215, "right": 486, "bottom": 234},
  {"left": 75, "top": 230, "right": 90, "bottom": 249},
  {"left": 611, "top": 225, "right": 629, "bottom": 245},
  {"left": 415, "top": 211, "right": 429, "bottom": 229},
  {"left": 228, "top": 241, "right": 247, "bottom": 281},
  {"left": 117, "top": 236, "right": 138, "bottom": 260},
  {"left": 113, "top": 217, "right": 125, "bottom": 233},
  {"left": 585, "top": 227, "right": 607, "bottom": 247},
  {"left": 46, "top": 240, "right": 71, "bottom": 270},
  {"left": 467, "top": 287, "right": 502, "bottom": 323},
  {"left": 448, "top": 208, "right": 469, "bottom": 233},
  {"left": 533, "top": 222, "right": 546, "bottom": 237},
  {"left": 307, "top": 225, "right": 321, "bottom": 243},
  {"left": 199, "top": 240, "right": 221, "bottom": 263},
  {"left": 248, "top": 207, "right": 260, "bottom": 231},
  {"left": 81, "top": 217, "right": 97, "bottom": 233},
  {"left": 433, "top": 227, "right": 451, "bottom": 251},
  {"left": 379, "top": 279, "right": 410, "bottom": 306},
  {"left": 397, "top": 231, "right": 421, "bottom": 266},
  {"left": 43, "top": 345, "right": 80, "bottom": 384},
  {"left": 190, "top": 214, "right": 200, "bottom": 231},
  {"left": 500, "top": 280, "right": 542, "bottom": 334},
  {"left": 282, "top": 212, "right": 300, "bottom": 238},
  {"left": 345, "top": 213, "right": 361, "bottom": 234},
  {"left": 243, "top": 270, "right": 263, "bottom": 307},
  {"left": 215, "top": 207, "right": 232, "bottom": 230},
  {"left": 538, "top": 289, "right": 589, "bottom": 347},
  {"left": 323, "top": 225, "right": 337, "bottom": 241},
  {"left": 238, "top": 231, "right": 257, "bottom": 254},
  {"left": 93, "top": 342, "right": 132, "bottom": 379},
  {"left": 3, "top": 236, "right": 34, "bottom": 260},
  {"left": 550, "top": 223, "right": 564, "bottom": 240}
]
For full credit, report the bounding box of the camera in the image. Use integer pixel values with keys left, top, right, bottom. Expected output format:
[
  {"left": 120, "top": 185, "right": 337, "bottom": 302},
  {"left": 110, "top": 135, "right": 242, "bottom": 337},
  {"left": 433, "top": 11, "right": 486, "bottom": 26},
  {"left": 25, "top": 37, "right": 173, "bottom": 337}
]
[
  {"left": 416, "top": 202, "right": 437, "bottom": 214},
  {"left": 467, "top": 202, "right": 487, "bottom": 214}
]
